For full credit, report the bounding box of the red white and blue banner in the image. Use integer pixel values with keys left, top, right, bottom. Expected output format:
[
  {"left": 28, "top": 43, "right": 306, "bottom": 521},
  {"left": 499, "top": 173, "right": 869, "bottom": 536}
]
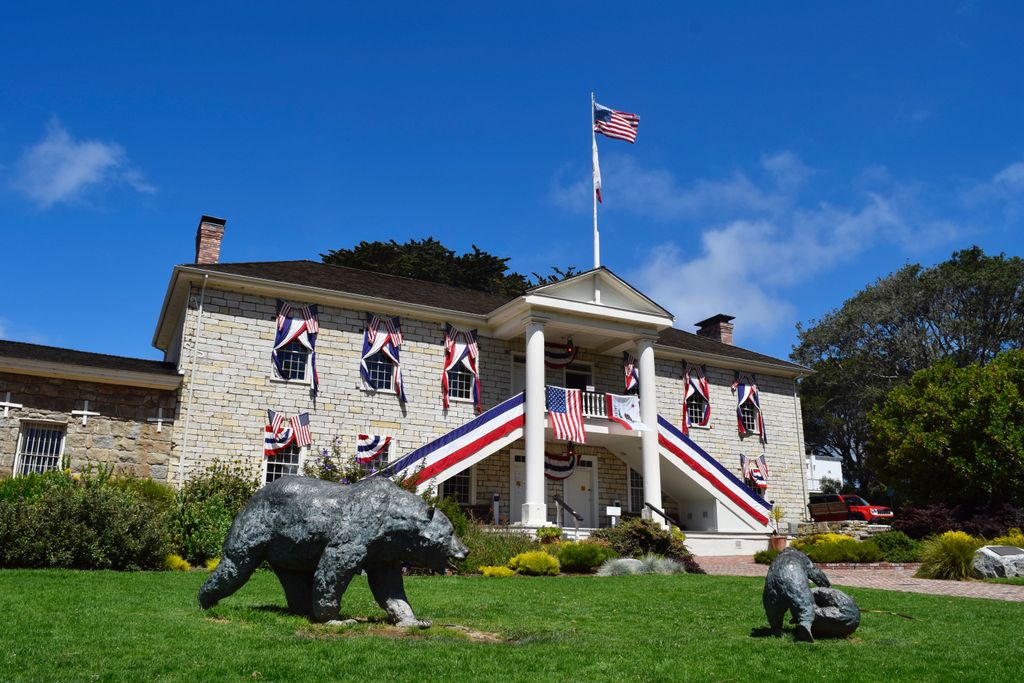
[
  {"left": 544, "top": 450, "right": 577, "bottom": 480},
  {"left": 544, "top": 340, "right": 577, "bottom": 369},
  {"left": 732, "top": 372, "right": 767, "bottom": 443},
  {"left": 605, "top": 393, "right": 649, "bottom": 431},
  {"left": 380, "top": 393, "right": 525, "bottom": 487},
  {"left": 264, "top": 408, "right": 294, "bottom": 456},
  {"left": 546, "top": 385, "right": 586, "bottom": 443},
  {"left": 442, "top": 324, "right": 481, "bottom": 412},
  {"left": 272, "top": 300, "right": 319, "bottom": 393},
  {"left": 657, "top": 415, "right": 772, "bottom": 528},
  {"left": 741, "top": 453, "right": 769, "bottom": 490},
  {"left": 361, "top": 314, "right": 406, "bottom": 402},
  {"left": 623, "top": 351, "right": 639, "bottom": 393},
  {"left": 356, "top": 434, "right": 392, "bottom": 464},
  {"left": 682, "top": 363, "right": 711, "bottom": 435}
]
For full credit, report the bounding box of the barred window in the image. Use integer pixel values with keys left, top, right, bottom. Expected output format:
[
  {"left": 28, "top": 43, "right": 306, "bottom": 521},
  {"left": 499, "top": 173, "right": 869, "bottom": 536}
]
[
  {"left": 278, "top": 340, "right": 309, "bottom": 380},
  {"left": 446, "top": 365, "right": 475, "bottom": 401},
  {"left": 686, "top": 395, "right": 708, "bottom": 427},
  {"left": 265, "top": 443, "right": 302, "bottom": 484},
  {"left": 16, "top": 423, "right": 65, "bottom": 476},
  {"left": 365, "top": 351, "right": 394, "bottom": 391},
  {"left": 629, "top": 468, "right": 644, "bottom": 514},
  {"left": 439, "top": 469, "right": 472, "bottom": 506},
  {"left": 740, "top": 403, "right": 759, "bottom": 433}
]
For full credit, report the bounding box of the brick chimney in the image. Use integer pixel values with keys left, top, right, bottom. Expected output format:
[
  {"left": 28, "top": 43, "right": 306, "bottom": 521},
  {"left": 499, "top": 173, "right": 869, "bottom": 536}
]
[
  {"left": 194, "top": 215, "right": 226, "bottom": 264},
  {"left": 695, "top": 314, "right": 735, "bottom": 345}
]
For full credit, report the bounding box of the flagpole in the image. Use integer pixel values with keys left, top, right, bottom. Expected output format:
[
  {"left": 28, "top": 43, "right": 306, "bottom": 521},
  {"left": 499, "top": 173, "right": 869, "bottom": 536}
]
[{"left": 592, "top": 91, "right": 600, "bottom": 269}]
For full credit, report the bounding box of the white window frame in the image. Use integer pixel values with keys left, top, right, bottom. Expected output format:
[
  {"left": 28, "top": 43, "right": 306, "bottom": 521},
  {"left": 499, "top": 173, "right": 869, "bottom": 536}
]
[
  {"left": 627, "top": 466, "right": 645, "bottom": 514},
  {"left": 563, "top": 361, "right": 594, "bottom": 392},
  {"left": 363, "top": 351, "right": 395, "bottom": 392},
  {"left": 14, "top": 421, "right": 67, "bottom": 477},
  {"left": 686, "top": 394, "right": 712, "bottom": 430},
  {"left": 740, "top": 402, "right": 760, "bottom": 434},
  {"left": 438, "top": 467, "right": 476, "bottom": 506},
  {"left": 273, "top": 339, "right": 310, "bottom": 382},
  {"left": 446, "top": 363, "right": 476, "bottom": 403},
  {"left": 263, "top": 443, "right": 305, "bottom": 485}
]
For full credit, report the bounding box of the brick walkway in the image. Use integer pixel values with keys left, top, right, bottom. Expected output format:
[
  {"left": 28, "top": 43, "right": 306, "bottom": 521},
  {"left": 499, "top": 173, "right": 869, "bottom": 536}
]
[{"left": 697, "top": 555, "right": 1024, "bottom": 602}]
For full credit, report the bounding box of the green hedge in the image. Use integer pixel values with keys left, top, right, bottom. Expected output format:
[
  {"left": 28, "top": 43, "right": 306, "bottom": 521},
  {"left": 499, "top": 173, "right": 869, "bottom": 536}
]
[
  {"left": 456, "top": 522, "right": 542, "bottom": 573},
  {"left": 171, "top": 462, "right": 259, "bottom": 565},
  {"left": 554, "top": 541, "right": 617, "bottom": 573}
]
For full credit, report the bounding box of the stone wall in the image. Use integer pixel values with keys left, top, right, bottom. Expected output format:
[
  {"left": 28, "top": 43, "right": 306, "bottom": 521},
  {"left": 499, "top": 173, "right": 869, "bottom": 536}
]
[{"left": 0, "top": 372, "right": 177, "bottom": 481}]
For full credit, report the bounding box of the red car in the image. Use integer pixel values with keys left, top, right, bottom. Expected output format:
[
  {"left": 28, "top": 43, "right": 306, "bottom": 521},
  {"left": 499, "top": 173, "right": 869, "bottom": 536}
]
[{"left": 808, "top": 494, "right": 894, "bottom": 522}]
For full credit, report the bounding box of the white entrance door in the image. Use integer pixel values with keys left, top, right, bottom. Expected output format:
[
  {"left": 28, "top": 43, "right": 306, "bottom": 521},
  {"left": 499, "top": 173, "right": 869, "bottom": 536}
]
[
  {"left": 562, "top": 458, "right": 596, "bottom": 527},
  {"left": 510, "top": 456, "right": 525, "bottom": 524}
]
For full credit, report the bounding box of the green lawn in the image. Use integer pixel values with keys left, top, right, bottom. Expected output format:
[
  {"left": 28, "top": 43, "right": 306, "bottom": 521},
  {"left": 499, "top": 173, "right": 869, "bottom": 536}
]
[{"left": 1, "top": 570, "right": 1019, "bottom": 682}]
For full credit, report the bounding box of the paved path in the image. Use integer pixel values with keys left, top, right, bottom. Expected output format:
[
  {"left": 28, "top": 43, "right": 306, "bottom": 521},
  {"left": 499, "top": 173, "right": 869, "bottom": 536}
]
[{"left": 697, "top": 555, "right": 1024, "bottom": 602}]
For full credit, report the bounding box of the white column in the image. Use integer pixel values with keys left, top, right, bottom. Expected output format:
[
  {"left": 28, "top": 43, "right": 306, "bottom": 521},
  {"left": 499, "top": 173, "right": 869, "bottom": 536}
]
[
  {"left": 522, "top": 318, "right": 549, "bottom": 526},
  {"left": 637, "top": 337, "right": 664, "bottom": 526}
]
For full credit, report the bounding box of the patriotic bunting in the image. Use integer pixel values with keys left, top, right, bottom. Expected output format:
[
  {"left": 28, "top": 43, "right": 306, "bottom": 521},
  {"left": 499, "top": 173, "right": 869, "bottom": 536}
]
[
  {"left": 544, "top": 449, "right": 578, "bottom": 480},
  {"left": 682, "top": 362, "right": 711, "bottom": 435},
  {"left": 546, "top": 385, "right": 586, "bottom": 443},
  {"left": 544, "top": 340, "right": 578, "bottom": 369},
  {"left": 732, "top": 372, "right": 767, "bottom": 443},
  {"left": 623, "top": 352, "right": 639, "bottom": 393},
  {"left": 356, "top": 434, "right": 392, "bottom": 464},
  {"left": 442, "top": 324, "right": 481, "bottom": 412},
  {"left": 361, "top": 314, "right": 407, "bottom": 402},
  {"left": 272, "top": 300, "right": 320, "bottom": 393},
  {"left": 740, "top": 453, "right": 769, "bottom": 490},
  {"left": 605, "top": 393, "right": 649, "bottom": 431},
  {"left": 264, "top": 408, "right": 295, "bottom": 456}
]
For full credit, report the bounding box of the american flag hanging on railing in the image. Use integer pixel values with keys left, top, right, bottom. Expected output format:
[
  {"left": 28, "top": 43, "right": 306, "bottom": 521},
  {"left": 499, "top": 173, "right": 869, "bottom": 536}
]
[{"left": 546, "top": 385, "right": 586, "bottom": 443}]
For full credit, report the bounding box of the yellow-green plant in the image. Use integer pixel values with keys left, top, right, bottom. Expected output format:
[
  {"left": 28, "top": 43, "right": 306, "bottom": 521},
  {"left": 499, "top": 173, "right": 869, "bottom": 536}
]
[
  {"left": 480, "top": 565, "right": 515, "bottom": 577},
  {"left": 916, "top": 531, "right": 984, "bottom": 580},
  {"left": 205, "top": 557, "right": 220, "bottom": 572},
  {"left": 792, "top": 533, "right": 855, "bottom": 551},
  {"left": 164, "top": 554, "right": 192, "bottom": 572},
  {"left": 993, "top": 528, "right": 1024, "bottom": 548},
  {"left": 507, "top": 550, "right": 560, "bottom": 576}
]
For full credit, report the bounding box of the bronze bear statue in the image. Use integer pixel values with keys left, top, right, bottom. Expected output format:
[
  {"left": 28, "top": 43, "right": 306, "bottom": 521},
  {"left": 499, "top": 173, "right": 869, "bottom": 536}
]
[
  {"left": 198, "top": 476, "right": 468, "bottom": 627},
  {"left": 762, "top": 547, "right": 832, "bottom": 642}
]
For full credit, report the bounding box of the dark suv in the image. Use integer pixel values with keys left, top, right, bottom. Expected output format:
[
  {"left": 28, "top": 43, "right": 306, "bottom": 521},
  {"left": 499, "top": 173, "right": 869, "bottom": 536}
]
[{"left": 808, "top": 493, "right": 894, "bottom": 522}]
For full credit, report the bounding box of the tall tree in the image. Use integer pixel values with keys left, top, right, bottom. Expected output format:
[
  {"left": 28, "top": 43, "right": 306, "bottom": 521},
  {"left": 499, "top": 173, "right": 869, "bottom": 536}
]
[
  {"left": 791, "top": 247, "right": 1024, "bottom": 493},
  {"left": 321, "top": 238, "right": 576, "bottom": 297}
]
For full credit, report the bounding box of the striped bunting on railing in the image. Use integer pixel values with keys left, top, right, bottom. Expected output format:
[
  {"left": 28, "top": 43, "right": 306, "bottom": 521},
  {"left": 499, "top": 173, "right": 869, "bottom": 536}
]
[
  {"left": 379, "top": 393, "right": 525, "bottom": 487},
  {"left": 657, "top": 415, "right": 772, "bottom": 527}
]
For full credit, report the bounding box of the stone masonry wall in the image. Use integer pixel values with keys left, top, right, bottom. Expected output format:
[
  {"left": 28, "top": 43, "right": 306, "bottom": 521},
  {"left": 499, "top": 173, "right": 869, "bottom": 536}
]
[{"left": 0, "top": 372, "right": 178, "bottom": 481}]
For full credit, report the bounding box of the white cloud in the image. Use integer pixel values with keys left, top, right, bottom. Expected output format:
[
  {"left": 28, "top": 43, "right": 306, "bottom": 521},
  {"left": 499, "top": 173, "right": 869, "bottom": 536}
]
[{"left": 11, "top": 117, "right": 154, "bottom": 208}]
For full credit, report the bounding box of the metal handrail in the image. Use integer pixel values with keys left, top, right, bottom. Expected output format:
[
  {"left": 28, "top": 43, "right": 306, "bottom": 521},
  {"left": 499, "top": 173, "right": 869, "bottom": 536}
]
[
  {"left": 553, "top": 495, "right": 584, "bottom": 540},
  {"left": 644, "top": 502, "right": 678, "bottom": 528}
]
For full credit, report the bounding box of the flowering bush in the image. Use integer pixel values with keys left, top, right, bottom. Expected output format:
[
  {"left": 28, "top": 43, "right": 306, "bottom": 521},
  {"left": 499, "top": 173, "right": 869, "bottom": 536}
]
[{"left": 507, "top": 550, "right": 560, "bottom": 576}]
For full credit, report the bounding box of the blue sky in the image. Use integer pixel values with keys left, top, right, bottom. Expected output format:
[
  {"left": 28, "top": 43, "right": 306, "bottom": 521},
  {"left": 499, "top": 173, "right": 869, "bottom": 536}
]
[{"left": 2, "top": 1, "right": 1022, "bottom": 362}]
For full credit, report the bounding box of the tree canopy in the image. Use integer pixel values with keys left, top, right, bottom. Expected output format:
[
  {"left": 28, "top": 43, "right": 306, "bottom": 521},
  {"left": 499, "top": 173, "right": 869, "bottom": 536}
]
[
  {"left": 321, "top": 238, "right": 578, "bottom": 298},
  {"left": 867, "top": 350, "right": 1024, "bottom": 507},
  {"left": 791, "top": 246, "right": 1024, "bottom": 494}
]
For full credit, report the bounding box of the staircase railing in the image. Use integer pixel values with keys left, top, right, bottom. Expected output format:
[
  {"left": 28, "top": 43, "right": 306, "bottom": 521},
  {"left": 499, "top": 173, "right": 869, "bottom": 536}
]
[
  {"left": 553, "top": 495, "right": 584, "bottom": 540},
  {"left": 644, "top": 502, "right": 678, "bottom": 528}
]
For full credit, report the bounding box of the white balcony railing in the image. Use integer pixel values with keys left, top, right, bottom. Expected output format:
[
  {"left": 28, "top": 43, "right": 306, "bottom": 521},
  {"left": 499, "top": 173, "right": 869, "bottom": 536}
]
[{"left": 580, "top": 391, "right": 607, "bottom": 418}]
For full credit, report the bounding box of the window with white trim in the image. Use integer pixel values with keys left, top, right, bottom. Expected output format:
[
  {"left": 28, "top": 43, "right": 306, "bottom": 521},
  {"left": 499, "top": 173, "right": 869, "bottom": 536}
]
[
  {"left": 686, "top": 395, "right": 709, "bottom": 427},
  {"left": 628, "top": 467, "right": 644, "bottom": 514},
  {"left": 265, "top": 443, "right": 303, "bottom": 484},
  {"left": 360, "top": 439, "right": 390, "bottom": 472},
  {"left": 438, "top": 469, "right": 472, "bottom": 506},
  {"left": 365, "top": 351, "right": 394, "bottom": 391},
  {"left": 277, "top": 340, "right": 309, "bottom": 380},
  {"left": 564, "top": 363, "right": 593, "bottom": 391},
  {"left": 740, "top": 403, "right": 759, "bottom": 433},
  {"left": 16, "top": 422, "right": 66, "bottom": 476},
  {"left": 446, "top": 365, "right": 475, "bottom": 401}
]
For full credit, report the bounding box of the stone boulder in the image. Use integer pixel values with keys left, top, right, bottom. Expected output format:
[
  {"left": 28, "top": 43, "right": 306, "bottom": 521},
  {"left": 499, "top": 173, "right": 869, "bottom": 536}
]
[
  {"left": 971, "top": 545, "right": 1024, "bottom": 579},
  {"left": 810, "top": 587, "right": 861, "bottom": 639}
]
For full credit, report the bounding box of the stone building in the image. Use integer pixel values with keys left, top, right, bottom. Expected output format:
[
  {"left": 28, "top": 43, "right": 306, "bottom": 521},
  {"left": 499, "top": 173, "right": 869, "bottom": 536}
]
[{"left": 0, "top": 215, "right": 812, "bottom": 554}]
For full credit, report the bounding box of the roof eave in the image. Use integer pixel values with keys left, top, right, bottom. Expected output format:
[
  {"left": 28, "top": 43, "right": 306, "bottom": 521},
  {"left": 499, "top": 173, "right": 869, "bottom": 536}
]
[{"left": 0, "top": 357, "right": 182, "bottom": 390}]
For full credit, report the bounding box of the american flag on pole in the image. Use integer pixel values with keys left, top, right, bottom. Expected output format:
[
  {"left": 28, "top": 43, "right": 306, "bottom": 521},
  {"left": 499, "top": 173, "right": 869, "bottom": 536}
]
[
  {"left": 289, "top": 412, "right": 312, "bottom": 447},
  {"left": 546, "top": 386, "right": 586, "bottom": 443},
  {"left": 594, "top": 102, "right": 640, "bottom": 143}
]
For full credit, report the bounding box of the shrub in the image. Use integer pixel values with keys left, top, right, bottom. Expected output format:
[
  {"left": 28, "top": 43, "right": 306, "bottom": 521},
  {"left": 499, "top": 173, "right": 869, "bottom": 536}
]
[
  {"left": 639, "top": 554, "right": 686, "bottom": 575},
  {"left": 892, "top": 503, "right": 962, "bottom": 539},
  {"left": 916, "top": 531, "right": 985, "bottom": 580},
  {"left": 554, "top": 541, "right": 617, "bottom": 573},
  {"left": 993, "top": 528, "right": 1024, "bottom": 548},
  {"left": 455, "top": 522, "right": 541, "bottom": 573},
  {"left": 754, "top": 548, "right": 780, "bottom": 565},
  {"left": 791, "top": 533, "right": 855, "bottom": 551},
  {"left": 205, "top": 557, "right": 220, "bottom": 572},
  {"left": 590, "top": 518, "right": 691, "bottom": 561},
  {"left": 804, "top": 538, "right": 882, "bottom": 563},
  {"left": 596, "top": 554, "right": 685, "bottom": 576},
  {"left": 172, "top": 461, "right": 259, "bottom": 565},
  {"left": 0, "top": 472, "right": 172, "bottom": 570},
  {"left": 507, "top": 550, "right": 560, "bottom": 576},
  {"left": 870, "top": 531, "right": 921, "bottom": 562},
  {"left": 536, "top": 526, "right": 562, "bottom": 543},
  {"left": 961, "top": 504, "right": 1024, "bottom": 538},
  {"left": 165, "top": 554, "right": 191, "bottom": 572},
  {"left": 431, "top": 496, "right": 469, "bottom": 538},
  {"left": 480, "top": 565, "right": 515, "bottom": 578}
]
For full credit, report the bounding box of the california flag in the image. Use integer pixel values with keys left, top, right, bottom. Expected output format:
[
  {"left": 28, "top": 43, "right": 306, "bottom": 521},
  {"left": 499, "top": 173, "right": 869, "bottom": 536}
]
[
  {"left": 592, "top": 136, "right": 602, "bottom": 203},
  {"left": 604, "top": 393, "right": 649, "bottom": 431}
]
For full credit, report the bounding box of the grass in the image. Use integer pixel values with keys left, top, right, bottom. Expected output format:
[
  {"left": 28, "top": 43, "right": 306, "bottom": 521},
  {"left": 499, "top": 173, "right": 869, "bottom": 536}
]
[
  {"left": 984, "top": 576, "right": 1024, "bottom": 585},
  {"left": 1, "top": 570, "right": 1021, "bottom": 682}
]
